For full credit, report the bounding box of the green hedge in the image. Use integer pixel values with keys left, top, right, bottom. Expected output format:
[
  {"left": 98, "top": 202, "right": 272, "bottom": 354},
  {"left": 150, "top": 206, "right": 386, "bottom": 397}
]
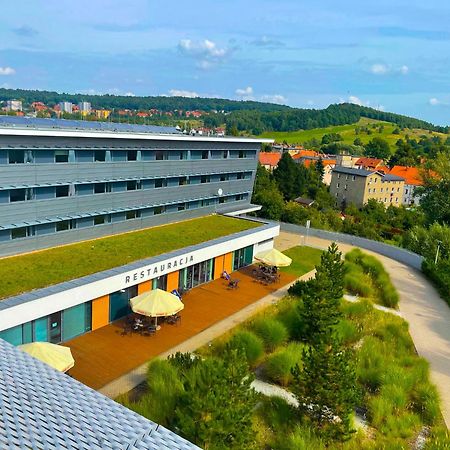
[
  {"left": 422, "top": 259, "right": 450, "bottom": 307},
  {"left": 250, "top": 318, "right": 289, "bottom": 351}
]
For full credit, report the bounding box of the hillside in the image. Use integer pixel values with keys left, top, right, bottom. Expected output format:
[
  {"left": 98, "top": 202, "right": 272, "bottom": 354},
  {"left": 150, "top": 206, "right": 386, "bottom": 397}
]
[{"left": 260, "top": 118, "right": 448, "bottom": 150}]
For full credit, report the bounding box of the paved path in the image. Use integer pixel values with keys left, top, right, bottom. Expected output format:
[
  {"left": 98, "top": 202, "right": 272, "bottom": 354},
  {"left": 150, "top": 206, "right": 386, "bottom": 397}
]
[
  {"left": 343, "top": 294, "right": 403, "bottom": 317},
  {"left": 99, "top": 268, "right": 316, "bottom": 399},
  {"left": 275, "top": 231, "right": 450, "bottom": 429}
]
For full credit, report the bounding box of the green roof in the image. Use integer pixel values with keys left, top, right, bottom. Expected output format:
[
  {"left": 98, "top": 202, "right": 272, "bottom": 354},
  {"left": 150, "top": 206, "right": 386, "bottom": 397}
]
[{"left": 0, "top": 215, "right": 260, "bottom": 300}]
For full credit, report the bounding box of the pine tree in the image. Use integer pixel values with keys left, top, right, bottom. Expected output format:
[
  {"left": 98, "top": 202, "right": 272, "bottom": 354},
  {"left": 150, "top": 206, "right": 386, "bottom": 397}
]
[
  {"left": 174, "top": 349, "right": 256, "bottom": 449},
  {"left": 273, "top": 152, "right": 299, "bottom": 201},
  {"left": 292, "top": 336, "right": 358, "bottom": 441}
]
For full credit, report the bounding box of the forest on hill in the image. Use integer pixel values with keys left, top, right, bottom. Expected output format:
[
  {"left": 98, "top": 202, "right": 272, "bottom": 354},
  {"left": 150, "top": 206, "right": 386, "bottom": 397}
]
[{"left": 1, "top": 88, "right": 448, "bottom": 134}]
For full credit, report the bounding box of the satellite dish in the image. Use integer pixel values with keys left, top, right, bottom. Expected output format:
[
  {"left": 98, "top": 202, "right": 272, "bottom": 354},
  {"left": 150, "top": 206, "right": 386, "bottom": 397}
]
[{"left": 217, "top": 188, "right": 223, "bottom": 196}]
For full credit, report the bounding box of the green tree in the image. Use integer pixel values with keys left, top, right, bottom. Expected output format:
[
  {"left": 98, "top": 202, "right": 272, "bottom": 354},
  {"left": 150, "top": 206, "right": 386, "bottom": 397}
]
[
  {"left": 353, "top": 137, "right": 363, "bottom": 146},
  {"left": 315, "top": 158, "right": 325, "bottom": 180},
  {"left": 292, "top": 336, "right": 357, "bottom": 441},
  {"left": 174, "top": 349, "right": 256, "bottom": 449},
  {"left": 273, "top": 153, "right": 299, "bottom": 201},
  {"left": 389, "top": 139, "right": 419, "bottom": 167},
  {"left": 252, "top": 164, "right": 285, "bottom": 220},
  {"left": 290, "top": 243, "right": 345, "bottom": 344},
  {"left": 364, "top": 137, "right": 391, "bottom": 160}
]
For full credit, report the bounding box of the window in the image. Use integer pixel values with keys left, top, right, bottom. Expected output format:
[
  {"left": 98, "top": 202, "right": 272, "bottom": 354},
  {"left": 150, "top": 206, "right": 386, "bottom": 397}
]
[
  {"left": 154, "top": 205, "right": 165, "bottom": 215},
  {"left": 201, "top": 150, "right": 209, "bottom": 159},
  {"left": 155, "top": 178, "right": 167, "bottom": 188},
  {"left": 336, "top": 183, "right": 340, "bottom": 188},
  {"left": 223, "top": 150, "right": 228, "bottom": 159},
  {"left": 344, "top": 184, "right": 348, "bottom": 190},
  {"left": 237, "top": 172, "right": 244, "bottom": 180},
  {"left": 55, "top": 150, "right": 69, "bottom": 163},
  {"left": 127, "top": 180, "right": 141, "bottom": 191},
  {"left": 94, "top": 150, "right": 106, "bottom": 162},
  {"left": 94, "top": 183, "right": 106, "bottom": 194},
  {"left": 56, "top": 220, "right": 75, "bottom": 232},
  {"left": 368, "top": 188, "right": 371, "bottom": 194},
  {"left": 236, "top": 194, "right": 244, "bottom": 201},
  {"left": 179, "top": 176, "right": 188, "bottom": 186},
  {"left": 238, "top": 150, "right": 246, "bottom": 158},
  {"left": 179, "top": 151, "right": 187, "bottom": 160},
  {"left": 219, "top": 197, "right": 225, "bottom": 204},
  {"left": 125, "top": 210, "right": 140, "bottom": 220},
  {"left": 10, "top": 188, "right": 29, "bottom": 202},
  {"left": 62, "top": 302, "right": 91, "bottom": 341},
  {"left": 177, "top": 203, "right": 186, "bottom": 211},
  {"left": 11, "top": 226, "right": 34, "bottom": 239},
  {"left": 381, "top": 188, "right": 384, "bottom": 193},
  {"left": 155, "top": 150, "right": 167, "bottom": 160},
  {"left": 201, "top": 175, "right": 210, "bottom": 184},
  {"left": 127, "top": 150, "right": 137, "bottom": 161},
  {"left": 8, "top": 149, "right": 25, "bottom": 164},
  {"left": 55, "top": 185, "right": 70, "bottom": 198},
  {"left": 94, "top": 215, "right": 110, "bottom": 225},
  {"left": 352, "top": 175, "right": 356, "bottom": 181},
  {"left": 220, "top": 174, "right": 229, "bottom": 182}
]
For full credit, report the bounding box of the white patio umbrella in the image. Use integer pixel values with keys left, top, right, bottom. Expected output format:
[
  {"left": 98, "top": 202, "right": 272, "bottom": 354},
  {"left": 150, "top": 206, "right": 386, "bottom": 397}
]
[
  {"left": 18, "top": 342, "right": 75, "bottom": 373},
  {"left": 130, "top": 288, "right": 184, "bottom": 326},
  {"left": 254, "top": 248, "right": 292, "bottom": 267}
]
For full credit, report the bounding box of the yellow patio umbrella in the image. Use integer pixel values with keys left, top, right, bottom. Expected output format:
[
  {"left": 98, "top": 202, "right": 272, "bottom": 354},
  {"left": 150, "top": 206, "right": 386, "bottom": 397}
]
[
  {"left": 254, "top": 248, "right": 292, "bottom": 267},
  {"left": 130, "top": 288, "right": 184, "bottom": 326},
  {"left": 18, "top": 342, "right": 75, "bottom": 373}
]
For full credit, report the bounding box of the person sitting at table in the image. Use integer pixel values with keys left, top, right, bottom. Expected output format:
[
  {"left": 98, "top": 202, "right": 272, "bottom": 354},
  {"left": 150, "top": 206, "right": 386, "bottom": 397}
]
[
  {"left": 222, "top": 270, "right": 231, "bottom": 281},
  {"left": 133, "top": 317, "right": 143, "bottom": 329}
]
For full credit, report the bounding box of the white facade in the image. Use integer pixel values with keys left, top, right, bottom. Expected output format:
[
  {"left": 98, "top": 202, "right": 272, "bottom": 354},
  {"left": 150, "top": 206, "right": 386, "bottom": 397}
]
[
  {"left": 59, "top": 101, "right": 73, "bottom": 113},
  {"left": 78, "top": 101, "right": 92, "bottom": 112},
  {"left": 403, "top": 184, "right": 421, "bottom": 206},
  {"left": 6, "top": 100, "right": 22, "bottom": 112}
]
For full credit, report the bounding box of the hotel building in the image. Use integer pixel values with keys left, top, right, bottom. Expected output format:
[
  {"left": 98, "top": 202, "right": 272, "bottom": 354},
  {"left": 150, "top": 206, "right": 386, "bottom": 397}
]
[{"left": 0, "top": 116, "right": 277, "bottom": 347}]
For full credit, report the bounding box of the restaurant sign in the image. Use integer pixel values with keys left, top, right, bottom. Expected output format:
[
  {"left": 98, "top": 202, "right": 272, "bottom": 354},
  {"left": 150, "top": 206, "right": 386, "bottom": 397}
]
[{"left": 124, "top": 254, "right": 194, "bottom": 284}]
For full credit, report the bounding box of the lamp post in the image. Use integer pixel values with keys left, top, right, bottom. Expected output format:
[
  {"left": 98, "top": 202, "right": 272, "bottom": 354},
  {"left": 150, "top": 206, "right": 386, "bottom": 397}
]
[{"left": 435, "top": 240, "right": 442, "bottom": 265}]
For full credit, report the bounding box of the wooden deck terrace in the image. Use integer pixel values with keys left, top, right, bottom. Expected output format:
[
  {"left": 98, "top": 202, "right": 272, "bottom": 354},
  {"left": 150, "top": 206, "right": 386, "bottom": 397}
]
[{"left": 67, "top": 266, "right": 297, "bottom": 390}]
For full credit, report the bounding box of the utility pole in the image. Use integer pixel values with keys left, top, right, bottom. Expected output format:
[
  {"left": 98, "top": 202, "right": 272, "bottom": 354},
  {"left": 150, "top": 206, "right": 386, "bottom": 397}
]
[{"left": 435, "top": 240, "right": 442, "bottom": 265}]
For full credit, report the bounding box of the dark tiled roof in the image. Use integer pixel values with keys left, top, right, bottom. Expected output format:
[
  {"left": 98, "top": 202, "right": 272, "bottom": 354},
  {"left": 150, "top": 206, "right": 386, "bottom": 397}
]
[{"left": 332, "top": 166, "right": 374, "bottom": 177}]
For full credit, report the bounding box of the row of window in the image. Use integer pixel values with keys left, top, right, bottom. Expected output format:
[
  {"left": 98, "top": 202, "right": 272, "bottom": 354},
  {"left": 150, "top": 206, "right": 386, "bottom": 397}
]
[
  {"left": 3, "top": 148, "right": 256, "bottom": 164},
  {"left": 367, "top": 187, "right": 402, "bottom": 194},
  {"left": 1, "top": 193, "right": 248, "bottom": 241},
  {"left": 0, "top": 172, "right": 252, "bottom": 203}
]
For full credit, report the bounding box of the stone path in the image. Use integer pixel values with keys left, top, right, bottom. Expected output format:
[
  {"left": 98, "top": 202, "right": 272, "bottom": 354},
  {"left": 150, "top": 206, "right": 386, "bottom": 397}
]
[
  {"left": 343, "top": 294, "right": 403, "bottom": 317},
  {"left": 275, "top": 231, "right": 450, "bottom": 429}
]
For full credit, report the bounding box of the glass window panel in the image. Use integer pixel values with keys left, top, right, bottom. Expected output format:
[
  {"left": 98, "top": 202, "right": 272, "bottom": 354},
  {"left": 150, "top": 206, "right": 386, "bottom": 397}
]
[
  {"left": 94, "top": 150, "right": 106, "bottom": 162},
  {"left": 34, "top": 317, "right": 48, "bottom": 342},
  {"left": 63, "top": 304, "right": 86, "bottom": 341},
  {"left": 109, "top": 290, "right": 130, "bottom": 321},
  {"left": 22, "top": 322, "right": 33, "bottom": 344},
  {"left": 85, "top": 301, "right": 92, "bottom": 332},
  {"left": 0, "top": 325, "right": 23, "bottom": 346},
  {"left": 49, "top": 311, "right": 62, "bottom": 343},
  {"left": 55, "top": 150, "right": 69, "bottom": 163}
]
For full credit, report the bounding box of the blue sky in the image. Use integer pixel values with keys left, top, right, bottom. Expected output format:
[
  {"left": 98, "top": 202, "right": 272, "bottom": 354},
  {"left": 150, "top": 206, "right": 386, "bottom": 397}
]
[{"left": 1, "top": 0, "right": 449, "bottom": 125}]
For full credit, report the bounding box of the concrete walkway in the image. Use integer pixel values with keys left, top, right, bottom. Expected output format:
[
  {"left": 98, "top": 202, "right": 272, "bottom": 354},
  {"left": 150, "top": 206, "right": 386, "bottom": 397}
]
[
  {"left": 99, "top": 268, "right": 316, "bottom": 399},
  {"left": 275, "top": 231, "right": 450, "bottom": 429}
]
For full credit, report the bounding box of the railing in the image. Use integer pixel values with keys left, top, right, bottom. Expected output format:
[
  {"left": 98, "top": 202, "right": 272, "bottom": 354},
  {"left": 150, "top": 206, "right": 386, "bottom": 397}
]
[{"left": 279, "top": 222, "right": 423, "bottom": 270}]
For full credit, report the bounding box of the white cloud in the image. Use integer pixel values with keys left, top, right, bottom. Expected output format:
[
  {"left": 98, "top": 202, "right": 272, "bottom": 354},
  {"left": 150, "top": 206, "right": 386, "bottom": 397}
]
[
  {"left": 348, "top": 95, "right": 364, "bottom": 106},
  {"left": 429, "top": 97, "right": 440, "bottom": 106},
  {"left": 370, "top": 63, "right": 389, "bottom": 75},
  {"left": 235, "top": 86, "right": 254, "bottom": 98},
  {"left": 0, "top": 67, "right": 15, "bottom": 76},
  {"left": 124, "top": 92, "right": 135, "bottom": 97},
  {"left": 260, "top": 94, "right": 287, "bottom": 104},
  {"left": 399, "top": 65, "right": 409, "bottom": 75},
  {"left": 178, "top": 39, "right": 229, "bottom": 69},
  {"left": 307, "top": 100, "right": 315, "bottom": 106},
  {"left": 169, "top": 89, "right": 199, "bottom": 98}
]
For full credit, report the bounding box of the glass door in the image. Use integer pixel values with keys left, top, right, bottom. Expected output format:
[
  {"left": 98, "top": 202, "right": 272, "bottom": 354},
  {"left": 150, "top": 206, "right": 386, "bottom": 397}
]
[{"left": 49, "top": 311, "right": 62, "bottom": 344}]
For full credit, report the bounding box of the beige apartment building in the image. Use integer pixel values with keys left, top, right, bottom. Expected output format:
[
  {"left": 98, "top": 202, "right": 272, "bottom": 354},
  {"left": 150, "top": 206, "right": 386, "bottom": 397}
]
[{"left": 330, "top": 167, "right": 405, "bottom": 208}]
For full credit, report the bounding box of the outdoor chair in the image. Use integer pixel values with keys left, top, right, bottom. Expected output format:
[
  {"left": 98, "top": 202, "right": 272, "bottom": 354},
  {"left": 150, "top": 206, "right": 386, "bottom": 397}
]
[
  {"left": 228, "top": 279, "right": 240, "bottom": 289},
  {"left": 171, "top": 289, "right": 182, "bottom": 300}
]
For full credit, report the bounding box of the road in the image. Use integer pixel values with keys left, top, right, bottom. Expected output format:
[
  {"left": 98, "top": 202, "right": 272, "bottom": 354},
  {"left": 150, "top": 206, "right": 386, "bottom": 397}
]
[{"left": 275, "top": 231, "right": 450, "bottom": 429}]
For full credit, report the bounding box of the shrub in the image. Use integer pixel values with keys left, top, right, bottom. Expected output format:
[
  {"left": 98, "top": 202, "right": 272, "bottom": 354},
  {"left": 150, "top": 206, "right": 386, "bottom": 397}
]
[
  {"left": 344, "top": 273, "right": 374, "bottom": 297},
  {"left": 251, "top": 317, "right": 289, "bottom": 351},
  {"left": 380, "top": 412, "right": 421, "bottom": 439},
  {"left": 410, "top": 382, "right": 441, "bottom": 424},
  {"left": 124, "top": 359, "right": 184, "bottom": 426},
  {"left": 276, "top": 425, "right": 326, "bottom": 450},
  {"left": 357, "top": 337, "right": 386, "bottom": 392},
  {"left": 275, "top": 301, "right": 304, "bottom": 340},
  {"left": 264, "top": 342, "right": 304, "bottom": 386},
  {"left": 336, "top": 318, "right": 361, "bottom": 345},
  {"left": 227, "top": 330, "right": 264, "bottom": 366}
]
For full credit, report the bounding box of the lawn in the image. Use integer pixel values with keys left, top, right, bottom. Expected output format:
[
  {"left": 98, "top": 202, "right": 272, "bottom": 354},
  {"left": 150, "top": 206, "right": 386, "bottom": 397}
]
[
  {"left": 0, "top": 215, "right": 259, "bottom": 300},
  {"left": 280, "top": 246, "right": 322, "bottom": 277},
  {"left": 260, "top": 117, "right": 448, "bottom": 152}
]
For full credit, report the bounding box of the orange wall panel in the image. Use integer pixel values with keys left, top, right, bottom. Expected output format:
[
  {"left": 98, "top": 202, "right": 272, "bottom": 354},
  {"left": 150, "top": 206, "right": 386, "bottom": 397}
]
[
  {"left": 223, "top": 252, "right": 233, "bottom": 274},
  {"left": 138, "top": 280, "right": 151, "bottom": 294},
  {"left": 214, "top": 255, "right": 225, "bottom": 279},
  {"left": 91, "top": 295, "right": 110, "bottom": 331},
  {"left": 166, "top": 270, "right": 179, "bottom": 292}
]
